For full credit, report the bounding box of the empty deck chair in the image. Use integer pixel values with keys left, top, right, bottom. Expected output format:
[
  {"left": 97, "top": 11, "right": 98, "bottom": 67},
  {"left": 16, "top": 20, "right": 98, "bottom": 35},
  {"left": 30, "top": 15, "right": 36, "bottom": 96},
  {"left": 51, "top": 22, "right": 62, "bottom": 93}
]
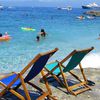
[
  {"left": 44, "top": 47, "right": 94, "bottom": 96},
  {"left": 0, "top": 48, "right": 58, "bottom": 100}
]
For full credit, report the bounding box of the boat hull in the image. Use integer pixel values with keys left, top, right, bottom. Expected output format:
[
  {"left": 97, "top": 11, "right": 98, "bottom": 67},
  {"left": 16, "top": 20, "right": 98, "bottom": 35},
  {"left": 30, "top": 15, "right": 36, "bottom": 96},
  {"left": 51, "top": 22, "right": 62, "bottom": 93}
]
[
  {"left": 82, "top": 6, "right": 91, "bottom": 9},
  {"left": 82, "top": 6, "right": 100, "bottom": 9}
]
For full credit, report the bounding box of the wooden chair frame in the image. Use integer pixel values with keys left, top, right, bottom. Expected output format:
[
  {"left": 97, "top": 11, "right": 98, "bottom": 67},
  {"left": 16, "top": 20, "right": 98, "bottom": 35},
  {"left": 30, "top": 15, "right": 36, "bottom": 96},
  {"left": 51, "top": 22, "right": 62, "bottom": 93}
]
[
  {"left": 0, "top": 48, "right": 58, "bottom": 100},
  {"left": 44, "top": 47, "right": 94, "bottom": 96}
]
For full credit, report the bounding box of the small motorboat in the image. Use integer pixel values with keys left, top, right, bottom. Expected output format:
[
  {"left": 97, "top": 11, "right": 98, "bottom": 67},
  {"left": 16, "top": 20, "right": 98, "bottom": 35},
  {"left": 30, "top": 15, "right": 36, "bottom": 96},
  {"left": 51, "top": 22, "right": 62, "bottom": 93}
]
[
  {"left": 57, "top": 6, "right": 72, "bottom": 11},
  {"left": 66, "top": 6, "right": 72, "bottom": 11},
  {"left": 82, "top": 2, "right": 99, "bottom": 9},
  {"left": 0, "top": 5, "right": 4, "bottom": 10}
]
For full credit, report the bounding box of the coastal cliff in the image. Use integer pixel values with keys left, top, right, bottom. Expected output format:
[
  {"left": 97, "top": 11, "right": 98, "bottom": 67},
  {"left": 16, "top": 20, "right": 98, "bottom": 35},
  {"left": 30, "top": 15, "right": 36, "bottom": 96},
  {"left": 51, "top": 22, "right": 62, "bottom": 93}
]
[{"left": 85, "top": 10, "right": 100, "bottom": 16}]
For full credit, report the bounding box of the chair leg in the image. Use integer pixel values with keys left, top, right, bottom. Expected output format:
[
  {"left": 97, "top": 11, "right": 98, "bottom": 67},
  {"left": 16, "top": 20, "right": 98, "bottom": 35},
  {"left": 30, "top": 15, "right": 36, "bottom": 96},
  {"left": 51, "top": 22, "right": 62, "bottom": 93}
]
[
  {"left": 0, "top": 82, "right": 25, "bottom": 100},
  {"left": 37, "top": 93, "right": 58, "bottom": 100},
  {"left": 44, "top": 69, "right": 64, "bottom": 87},
  {"left": 79, "top": 63, "right": 87, "bottom": 82},
  {"left": 69, "top": 71, "right": 82, "bottom": 82},
  {"left": 19, "top": 74, "right": 31, "bottom": 100},
  {"left": 41, "top": 70, "right": 58, "bottom": 100},
  {"left": 51, "top": 74, "right": 64, "bottom": 87},
  {"left": 58, "top": 64, "right": 70, "bottom": 93},
  {"left": 79, "top": 63, "right": 92, "bottom": 90},
  {"left": 41, "top": 70, "right": 52, "bottom": 95},
  {"left": 27, "top": 81, "right": 43, "bottom": 92},
  {"left": 9, "top": 89, "right": 25, "bottom": 100},
  {"left": 37, "top": 91, "right": 50, "bottom": 100}
]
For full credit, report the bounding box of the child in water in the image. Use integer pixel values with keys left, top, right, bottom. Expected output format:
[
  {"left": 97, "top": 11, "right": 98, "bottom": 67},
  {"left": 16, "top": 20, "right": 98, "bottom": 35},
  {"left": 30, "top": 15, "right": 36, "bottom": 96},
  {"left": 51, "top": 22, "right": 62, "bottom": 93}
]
[{"left": 36, "top": 36, "right": 40, "bottom": 42}]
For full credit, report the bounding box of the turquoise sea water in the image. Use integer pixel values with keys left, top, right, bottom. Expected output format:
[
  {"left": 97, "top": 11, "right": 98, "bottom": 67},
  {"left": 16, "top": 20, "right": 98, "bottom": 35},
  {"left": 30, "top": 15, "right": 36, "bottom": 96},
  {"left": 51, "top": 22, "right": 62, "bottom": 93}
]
[{"left": 0, "top": 7, "right": 100, "bottom": 73}]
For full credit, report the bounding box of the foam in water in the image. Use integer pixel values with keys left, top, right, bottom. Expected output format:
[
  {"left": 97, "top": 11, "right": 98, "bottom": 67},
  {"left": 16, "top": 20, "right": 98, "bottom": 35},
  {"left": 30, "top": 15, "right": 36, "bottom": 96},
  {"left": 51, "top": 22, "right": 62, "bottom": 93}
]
[{"left": 80, "top": 53, "right": 100, "bottom": 68}]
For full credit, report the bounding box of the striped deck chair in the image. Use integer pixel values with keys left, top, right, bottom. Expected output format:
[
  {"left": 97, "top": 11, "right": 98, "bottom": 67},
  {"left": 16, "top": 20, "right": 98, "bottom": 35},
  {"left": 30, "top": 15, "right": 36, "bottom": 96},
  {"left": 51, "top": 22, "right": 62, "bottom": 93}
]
[
  {"left": 0, "top": 48, "right": 58, "bottom": 100},
  {"left": 44, "top": 47, "right": 94, "bottom": 96}
]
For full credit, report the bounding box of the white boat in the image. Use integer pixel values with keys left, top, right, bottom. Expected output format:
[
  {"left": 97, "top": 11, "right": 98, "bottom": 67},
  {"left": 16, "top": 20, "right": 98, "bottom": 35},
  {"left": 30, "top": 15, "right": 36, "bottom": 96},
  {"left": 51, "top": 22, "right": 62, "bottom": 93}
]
[
  {"left": 58, "top": 6, "right": 72, "bottom": 11},
  {"left": 66, "top": 6, "right": 72, "bottom": 10},
  {"left": 0, "top": 5, "right": 3, "bottom": 9},
  {"left": 82, "top": 2, "right": 100, "bottom": 9},
  {"left": 86, "top": 16, "right": 95, "bottom": 19}
]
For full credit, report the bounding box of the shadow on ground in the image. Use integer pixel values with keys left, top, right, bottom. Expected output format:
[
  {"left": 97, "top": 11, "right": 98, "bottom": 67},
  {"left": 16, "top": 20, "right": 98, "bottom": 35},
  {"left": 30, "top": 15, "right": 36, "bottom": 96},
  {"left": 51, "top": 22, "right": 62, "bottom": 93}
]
[{"left": 0, "top": 89, "right": 47, "bottom": 100}]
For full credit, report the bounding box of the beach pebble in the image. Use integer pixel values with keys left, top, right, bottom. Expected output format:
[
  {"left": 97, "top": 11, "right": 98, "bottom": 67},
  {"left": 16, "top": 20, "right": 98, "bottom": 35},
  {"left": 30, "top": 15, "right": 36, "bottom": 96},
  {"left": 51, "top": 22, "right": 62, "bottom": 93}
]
[
  {"left": 89, "top": 90, "right": 92, "bottom": 92},
  {"left": 53, "top": 96, "right": 58, "bottom": 100},
  {"left": 88, "top": 95, "right": 90, "bottom": 98}
]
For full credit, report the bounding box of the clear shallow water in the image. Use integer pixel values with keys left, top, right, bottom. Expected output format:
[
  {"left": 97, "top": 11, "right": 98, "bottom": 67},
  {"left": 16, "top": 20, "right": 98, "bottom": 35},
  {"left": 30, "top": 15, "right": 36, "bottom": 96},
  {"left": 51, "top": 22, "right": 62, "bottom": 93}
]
[{"left": 0, "top": 7, "right": 100, "bottom": 73}]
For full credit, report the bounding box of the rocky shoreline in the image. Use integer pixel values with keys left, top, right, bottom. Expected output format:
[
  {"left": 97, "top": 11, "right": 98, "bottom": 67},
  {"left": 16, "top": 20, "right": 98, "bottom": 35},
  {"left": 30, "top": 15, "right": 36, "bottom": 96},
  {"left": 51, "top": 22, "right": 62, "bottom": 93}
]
[{"left": 85, "top": 10, "right": 100, "bottom": 16}]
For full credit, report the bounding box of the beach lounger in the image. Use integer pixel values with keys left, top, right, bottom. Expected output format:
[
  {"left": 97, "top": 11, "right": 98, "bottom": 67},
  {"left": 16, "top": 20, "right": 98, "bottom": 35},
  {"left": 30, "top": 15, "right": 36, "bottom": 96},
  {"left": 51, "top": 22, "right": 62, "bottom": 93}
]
[
  {"left": 0, "top": 48, "right": 58, "bottom": 100},
  {"left": 44, "top": 47, "right": 94, "bottom": 96}
]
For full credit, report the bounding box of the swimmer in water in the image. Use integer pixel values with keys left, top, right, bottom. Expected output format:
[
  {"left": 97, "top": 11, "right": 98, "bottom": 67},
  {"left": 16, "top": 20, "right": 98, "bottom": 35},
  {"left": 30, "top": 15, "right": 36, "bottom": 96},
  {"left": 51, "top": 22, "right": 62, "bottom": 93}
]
[
  {"left": 0, "top": 33, "right": 2, "bottom": 37},
  {"left": 39, "top": 29, "right": 47, "bottom": 37},
  {"left": 98, "top": 34, "right": 100, "bottom": 40},
  {"left": 36, "top": 36, "right": 40, "bottom": 42}
]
